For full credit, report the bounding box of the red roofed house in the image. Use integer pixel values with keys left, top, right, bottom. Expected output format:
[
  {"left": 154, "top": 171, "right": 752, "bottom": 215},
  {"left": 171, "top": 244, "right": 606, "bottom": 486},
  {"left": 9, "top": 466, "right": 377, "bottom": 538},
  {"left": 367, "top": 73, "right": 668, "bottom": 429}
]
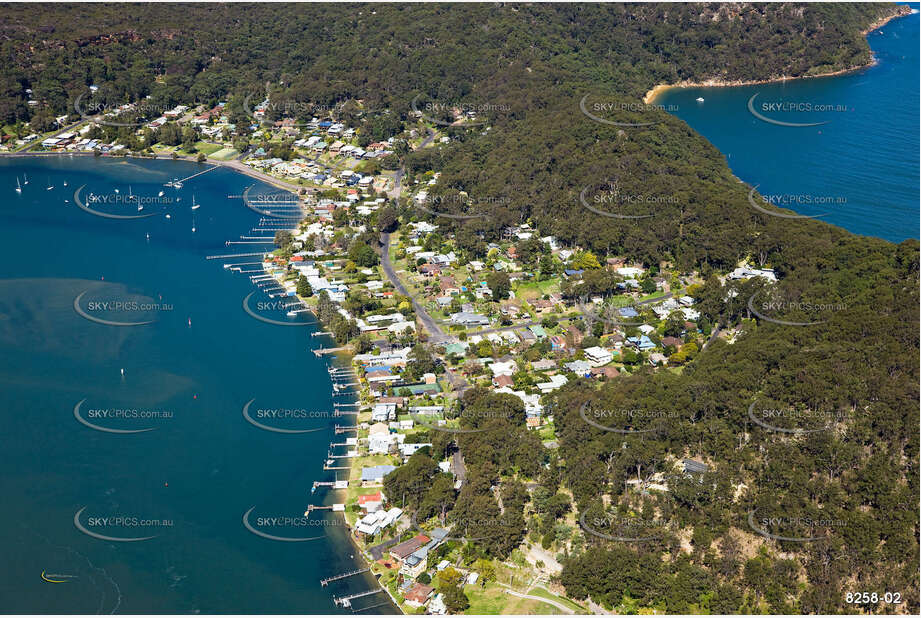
[
  {"left": 404, "top": 583, "right": 434, "bottom": 607},
  {"left": 358, "top": 491, "right": 384, "bottom": 512},
  {"left": 389, "top": 534, "right": 430, "bottom": 561}
]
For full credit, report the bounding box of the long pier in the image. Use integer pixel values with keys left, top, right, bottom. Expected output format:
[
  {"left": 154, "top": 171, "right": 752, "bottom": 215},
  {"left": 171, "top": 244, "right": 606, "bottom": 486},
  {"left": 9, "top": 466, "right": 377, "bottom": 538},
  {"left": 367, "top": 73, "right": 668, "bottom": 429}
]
[
  {"left": 334, "top": 589, "right": 385, "bottom": 608},
  {"left": 334, "top": 425, "right": 358, "bottom": 434},
  {"left": 167, "top": 166, "right": 217, "bottom": 186},
  {"left": 352, "top": 600, "right": 392, "bottom": 613},
  {"left": 314, "top": 347, "right": 349, "bottom": 357},
  {"left": 320, "top": 568, "right": 369, "bottom": 587},
  {"left": 206, "top": 252, "right": 267, "bottom": 260}
]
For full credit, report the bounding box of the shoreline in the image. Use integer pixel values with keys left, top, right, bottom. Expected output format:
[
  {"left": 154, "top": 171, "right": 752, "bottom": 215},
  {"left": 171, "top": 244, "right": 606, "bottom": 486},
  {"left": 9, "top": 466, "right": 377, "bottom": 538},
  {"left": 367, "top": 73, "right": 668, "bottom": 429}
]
[
  {"left": 643, "top": 6, "right": 911, "bottom": 104},
  {"left": 0, "top": 149, "right": 309, "bottom": 195}
]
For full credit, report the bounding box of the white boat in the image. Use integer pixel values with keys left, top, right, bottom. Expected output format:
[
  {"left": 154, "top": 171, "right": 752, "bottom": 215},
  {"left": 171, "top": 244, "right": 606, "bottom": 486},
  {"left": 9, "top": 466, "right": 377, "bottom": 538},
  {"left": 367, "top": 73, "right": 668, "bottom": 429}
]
[
  {"left": 114, "top": 188, "right": 119, "bottom": 193},
  {"left": 191, "top": 194, "right": 200, "bottom": 210},
  {"left": 174, "top": 181, "right": 183, "bottom": 189},
  {"left": 23, "top": 173, "right": 28, "bottom": 185},
  {"left": 165, "top": 214, "right": 171, "bottom": 219},
  {"left": 696, "top": 97, "right": 705, "bottom": 102},
  {"left": 63, "top": 180, "right": 68, "bottom": 186},
  {"left": 15, "top": 178, "right": 21, "bottom": 193},
  {"left": 158, "top": 190, "right": 164, "bottom": 197},
  {"left": 46, "top": 178, "right": 54, "bottom": 190}
]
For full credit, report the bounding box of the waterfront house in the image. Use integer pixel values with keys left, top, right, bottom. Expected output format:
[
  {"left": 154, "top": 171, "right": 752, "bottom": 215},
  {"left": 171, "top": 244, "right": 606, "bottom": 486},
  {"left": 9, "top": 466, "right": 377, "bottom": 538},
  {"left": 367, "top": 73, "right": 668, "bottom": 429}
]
[
  {"left": 400, "top": 550, "right": 428, "bottom": 579},
  {"left": 389, "top": 534, "right": 429, "bottom": 561},
  {"left": 404, "top": 583, "right": 434, "bottom": 607},
  {"left": 368, "top": 422, "right": 394, "bottom": 454},
  {"left": 361, "top": 465, "right": 397, "bottom": 487},
  {"left": 358, "top": 491, "right": 384, "bottom": 512}
]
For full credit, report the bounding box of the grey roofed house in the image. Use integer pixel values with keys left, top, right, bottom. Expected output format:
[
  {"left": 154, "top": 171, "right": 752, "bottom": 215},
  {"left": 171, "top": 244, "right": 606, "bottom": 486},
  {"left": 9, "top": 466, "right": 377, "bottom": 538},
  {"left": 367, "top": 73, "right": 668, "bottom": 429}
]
[
  {"left": 682, "top": 459, "right": 709, "bottom": 475},
  {"left": 449, "top": 311, "right": 489, "bottom": 326},
  {"left": 361, "top": 464, "right": 397, "bottom": 483}
]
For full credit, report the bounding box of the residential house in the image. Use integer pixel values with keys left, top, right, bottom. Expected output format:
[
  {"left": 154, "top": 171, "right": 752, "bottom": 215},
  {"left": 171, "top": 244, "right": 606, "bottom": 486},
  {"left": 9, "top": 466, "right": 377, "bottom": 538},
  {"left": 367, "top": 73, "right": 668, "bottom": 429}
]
[
  {"left": 449, "top": 312, "right": 489, "bottom": 327},
  {"left": 627, "top": 335, "right": 656, "bottom": 351},
  {"left": 404, "top": 583, "right": 434, "bottom": 607},
  {"left": 488, "top": 360, "right": 517, "bottom": 376},
  {"left": 584, "top": 346, "right": 614, "bottom": 367},
  {"left": 368, "top": 423, "right": 395, "bottom": 454},
  {"left": 590, "top": 366, "right": 620, "bottom": 379},
  {"left": 361, "top": 465, "right": 397, "bottom": 487},
  {"left": 358, "top": 491, "right": 384, "bottom": 513},
  {"left": 537, "top": 374, "right": 568, "bottom": 393},
  {"left": 390, "top": 534, "right": 429, "bottom": 561},
  {"left": 565, "top": 360, "right": 593, "bottom": 377}
]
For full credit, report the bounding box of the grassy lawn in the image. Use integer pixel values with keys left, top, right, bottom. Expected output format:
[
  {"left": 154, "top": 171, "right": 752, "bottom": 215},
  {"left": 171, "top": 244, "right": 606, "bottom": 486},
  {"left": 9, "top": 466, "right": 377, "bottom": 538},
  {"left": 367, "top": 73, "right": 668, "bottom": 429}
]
[
  {"left": 194, "top": 141, "right": 223, "bottom": 155},
  {"left": 528, "top": 586, "right": 586, "bottom": 613},
  {"left": 515, "top": 277, "right": 561, "bottom": 301},
  {"left": 464, "top": 582, "right": 564, "bottom": 615},
  {"left": 209, "top": 147, "right": 239, "bottom": 160}
]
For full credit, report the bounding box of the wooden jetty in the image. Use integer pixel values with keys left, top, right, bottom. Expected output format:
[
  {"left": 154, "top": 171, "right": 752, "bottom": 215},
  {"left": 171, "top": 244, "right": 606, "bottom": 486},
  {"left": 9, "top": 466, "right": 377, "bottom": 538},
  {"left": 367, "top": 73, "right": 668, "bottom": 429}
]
[
  {"left": 320, "top": 567, "right": 369, "bottom": 587},
  {"left": 206, "top": 252, "right": 267, "bottom": 260},
  {"left": 314, "top": 347, "right": 349, "bottom": 357},
  {"left": 334, "top": 589, "right": 385, "bottom": 608},
  {"left": 166, "top": 166, "right": 217, "bottom": 186}
]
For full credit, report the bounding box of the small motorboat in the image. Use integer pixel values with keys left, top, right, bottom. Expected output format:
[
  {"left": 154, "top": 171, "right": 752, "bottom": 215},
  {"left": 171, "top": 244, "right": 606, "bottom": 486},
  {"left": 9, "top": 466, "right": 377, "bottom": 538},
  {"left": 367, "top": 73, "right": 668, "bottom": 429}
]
[
  {"left": 15, "top": 177, "right": 21, "bottom": 193},
  {"left": 696, "top": 97, "right": 705, "bottom": 102}
]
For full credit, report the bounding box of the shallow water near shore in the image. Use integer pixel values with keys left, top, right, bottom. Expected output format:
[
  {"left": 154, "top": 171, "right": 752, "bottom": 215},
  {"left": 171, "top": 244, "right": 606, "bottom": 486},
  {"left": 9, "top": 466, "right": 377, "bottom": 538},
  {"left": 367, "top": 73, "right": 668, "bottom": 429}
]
[
  {"left": 0, "top": 156, "right": 396, "bottom": 613},
  {"left": 655, "top": 9, "right": 919, "bottom": 243}
]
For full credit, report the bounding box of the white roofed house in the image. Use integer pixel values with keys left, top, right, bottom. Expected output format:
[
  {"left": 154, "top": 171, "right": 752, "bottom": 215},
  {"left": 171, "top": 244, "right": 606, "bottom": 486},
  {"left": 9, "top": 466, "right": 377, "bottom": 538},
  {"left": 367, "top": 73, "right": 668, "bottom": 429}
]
[
  {"left": 536, "top": 373, "right": 568, "bottom": 393},
  {"left": 727, "top": 266, "right": 777, "bottom": 282},
  {"left": 488, "top": 360, "right": 517, "bottom": 376},
  {"left": 584, "top": 346, "right": 614, "bottom": 367},
  {"left": 367, "top": 422, "right": 393, "bottom": 455},
  {"left": 371, "top": 403, "right": 397, "bottom": 423}
]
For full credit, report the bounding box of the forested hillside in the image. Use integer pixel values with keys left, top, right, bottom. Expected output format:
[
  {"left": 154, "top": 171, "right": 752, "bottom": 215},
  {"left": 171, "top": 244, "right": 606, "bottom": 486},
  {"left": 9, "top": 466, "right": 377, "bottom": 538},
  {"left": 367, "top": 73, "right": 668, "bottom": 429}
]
[{"left": 1, "top": 2, "right": 916, "bottom": 613}]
